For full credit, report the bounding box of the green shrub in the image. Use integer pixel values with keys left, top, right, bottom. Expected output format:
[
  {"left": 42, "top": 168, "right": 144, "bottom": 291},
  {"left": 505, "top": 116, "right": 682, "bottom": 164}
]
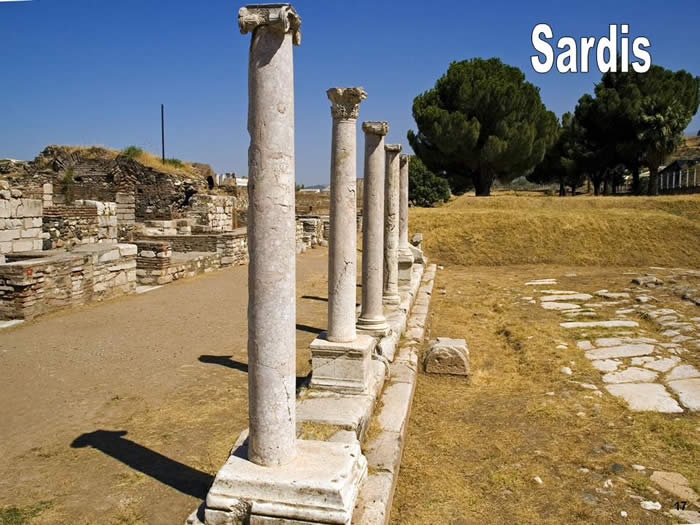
[
  {"left": 164, "top": 158, "right": 184, "bottom": 167},
  {"left": 409, "top": 157, "right": 451, "bottom": 207},
  {"left": 121, "top": 146, "right": 144, "bottom": 159}
]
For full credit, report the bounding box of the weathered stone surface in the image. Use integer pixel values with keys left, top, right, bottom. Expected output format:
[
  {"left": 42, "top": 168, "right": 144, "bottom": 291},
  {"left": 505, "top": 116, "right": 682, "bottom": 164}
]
[
  {"left": 591, "top": 359, "right": 620, "bottom": 372},
  {"left": 584, "top": 343, "right": 654, "bottom": 360},
  {"left": 667, "top": 378, "right": 700, "bottom": 411},
  {"left": 424, "top": 338, "right": 469, "bottom": 376},
  {"left": 642, "top": 356, "right": 680, "bottom": 372},
  {"left": 541, "top": 301, "right": 581, "bottom": 311},
  {"left": 561, "top": 320, "right": 639, "bottom": 329},
  {"left": 382, "top": 144, "right": 401, "bottom": 305},
  {"left": 540, "top": 293, "right": 592, "bottom": 302},
  {"left": 602, "top": 367, "right": 658, "bottom": 384},
  {"left": 649, "top": 471, "right": 699, "bottom": 506},
  {"left": 310, "top": 333, "right": 375, "bottom": 393},
  {"left": 666, "top": 365, "right": 700, "bottom": 381},
  {"left": 525, "top": 279, "right": 557, "bottom": 285},
  {"left": 377, "top": 382, "right": 414, "bottom": 433},
  {"left": 605, "top": 383, "right": 683, "bottom": 412}
]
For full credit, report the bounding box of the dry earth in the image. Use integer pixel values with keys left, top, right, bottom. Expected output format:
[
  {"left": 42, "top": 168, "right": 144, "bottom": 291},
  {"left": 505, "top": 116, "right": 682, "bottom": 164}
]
[{"left": 0, "top": 247, "right": 331, "bottom": 525}]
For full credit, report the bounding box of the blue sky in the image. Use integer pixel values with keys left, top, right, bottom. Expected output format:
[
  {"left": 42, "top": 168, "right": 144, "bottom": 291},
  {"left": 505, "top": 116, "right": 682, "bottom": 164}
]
[{"left": 1, "top": 0, "right": 698, "bottom": 185}]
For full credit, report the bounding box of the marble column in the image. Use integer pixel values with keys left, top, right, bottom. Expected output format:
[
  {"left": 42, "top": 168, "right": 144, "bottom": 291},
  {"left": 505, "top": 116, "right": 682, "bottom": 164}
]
[
  {"left": 397, "top": 153, "right": 414, "bottom": 287},
  {"left": 202, "top": 7, "right": 366, "bottom": 525},
  {"left": 326, "top": 87, "right": 366, "bottom": 343},
  {"left": 383, "top": 144, "right": 402, "bottom": 305},
  {"left": 310, "top": 88, "right": 376, "bottom": 393},
  {"left": 356, "top": 121, "right": 390, "bottom": 335},
  {"left": 242, "top": 2, "right": 299, "bottom": 468}
]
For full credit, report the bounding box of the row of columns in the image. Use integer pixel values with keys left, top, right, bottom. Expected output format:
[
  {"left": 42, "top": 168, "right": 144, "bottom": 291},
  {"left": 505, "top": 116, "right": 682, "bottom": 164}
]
[{"left": 659, "top": 166, "right": 698, "bottom": 191}]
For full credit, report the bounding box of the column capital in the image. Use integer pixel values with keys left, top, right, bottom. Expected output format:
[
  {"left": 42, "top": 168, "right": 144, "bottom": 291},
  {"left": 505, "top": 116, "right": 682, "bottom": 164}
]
[
  {"left": 362, "top": 121, "right": 389, "bottom": 136},
  {"left": 327, "top": 87, "right": 367, "bottom": 120},
  {"left": 238, "top": 4, "right": 302, "bottom": 45},
  {"left": 385, "top": 144, "right": 402, "bottom": 153},
  {"left": 399, "top": 154, "right": 411, "bottom": 165}
]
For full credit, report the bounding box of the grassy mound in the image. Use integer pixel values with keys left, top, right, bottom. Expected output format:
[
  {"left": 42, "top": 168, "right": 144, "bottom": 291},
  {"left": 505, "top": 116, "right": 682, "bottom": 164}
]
[{"left": 409, "top": 193, "right": 700, "bottom": 267}]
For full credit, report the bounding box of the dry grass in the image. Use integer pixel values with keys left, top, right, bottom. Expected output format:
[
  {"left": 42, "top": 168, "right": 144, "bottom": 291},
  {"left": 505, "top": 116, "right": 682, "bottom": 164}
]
[
  {"left": 409, "top": 193, "right": 700, "bottom": 267},
  {"left": 393, "top": 266, "right": 700, "bottom": 524}
]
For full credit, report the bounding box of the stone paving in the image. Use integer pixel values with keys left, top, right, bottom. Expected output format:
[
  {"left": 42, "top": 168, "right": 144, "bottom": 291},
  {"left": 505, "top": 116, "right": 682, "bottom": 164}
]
[{"left": 520, "top": 269, "right": 700, "bottom": 413}]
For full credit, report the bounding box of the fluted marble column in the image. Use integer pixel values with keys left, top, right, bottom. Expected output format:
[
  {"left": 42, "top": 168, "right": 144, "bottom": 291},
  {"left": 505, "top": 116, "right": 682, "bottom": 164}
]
[
  {"left": 326, "top": 87, "right": 366, "bottom": 343},
  {"left": 383, "top": 144, "right": 401, "bottom": 305},
  {"left": 241, "top": 2, "right": 300, "bottom": 467},
  {"left": 398, "top": 153, "right": 414, "bottom": 287},
  {"left": 357, "top": 122, "right": 390, "bottom": 335}
]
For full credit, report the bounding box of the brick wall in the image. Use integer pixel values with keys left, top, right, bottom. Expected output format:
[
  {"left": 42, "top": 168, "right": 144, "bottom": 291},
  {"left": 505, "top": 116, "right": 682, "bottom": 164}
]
[{"left": 42, "top": 200, "right": 118, "bottom": 250}]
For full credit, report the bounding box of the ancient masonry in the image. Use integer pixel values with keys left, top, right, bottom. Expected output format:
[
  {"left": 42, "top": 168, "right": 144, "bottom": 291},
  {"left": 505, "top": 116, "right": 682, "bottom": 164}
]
[{"left": 187, "top": 5, "right": 432, "bottom": 524}]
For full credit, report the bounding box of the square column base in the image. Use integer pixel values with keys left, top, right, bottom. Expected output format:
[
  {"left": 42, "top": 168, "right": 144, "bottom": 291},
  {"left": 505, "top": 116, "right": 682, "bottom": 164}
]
[
  {"left": 398, "top": 250, "right": 414, "bottom": 287},
  {"left": 204, "top": 440, "right": 367, "bottom": 525},
  {"left": 310, "top": 332, "right": 376, "bottom": 393}
]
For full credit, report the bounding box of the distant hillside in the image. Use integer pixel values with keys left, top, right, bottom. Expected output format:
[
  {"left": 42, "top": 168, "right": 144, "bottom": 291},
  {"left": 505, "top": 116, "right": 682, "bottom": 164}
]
[{"left": 669, "top": 135, "right": 700, "bottom": 162}]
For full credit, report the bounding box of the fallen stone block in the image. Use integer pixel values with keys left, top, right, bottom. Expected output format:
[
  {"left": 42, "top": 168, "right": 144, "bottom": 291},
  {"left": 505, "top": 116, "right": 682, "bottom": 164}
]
[{"left": 424, "top": 337, "right": 469, "bottom": 376}]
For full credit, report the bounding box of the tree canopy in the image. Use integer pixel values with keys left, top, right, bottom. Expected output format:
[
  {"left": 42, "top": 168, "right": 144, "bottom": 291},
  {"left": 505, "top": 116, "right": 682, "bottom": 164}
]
[{"left": 408, "top": 57, "right": 558, "bottom": 196}]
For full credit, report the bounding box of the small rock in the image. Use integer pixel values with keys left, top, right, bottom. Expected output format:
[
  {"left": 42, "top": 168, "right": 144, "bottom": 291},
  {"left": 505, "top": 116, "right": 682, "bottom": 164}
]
[
  {"left": 576, "top": 411, "right": 586, "bottom": 417},
  {"left": 611, "top": 463, "right": 624, "bottom": 473},
  {"left": 631, "top": 464, "right": 646, "bottom": 471},
  {"left": 603, "top": 479, "right": 614, "bottom": 488},
  {"left": 561, "top": 366, "right": 573, "bottom": 375},
  {"left": 579, "top": 467, "right": 590, "bottom": 473},
  {"left": 534, "top": 476, "right": 543, "bottom": 485},
  {"left": 620, "top": 510, "right": 628, "bottom": 518},
  {"left": 640, "top": 500, "right": 661, "bottom": 511}
]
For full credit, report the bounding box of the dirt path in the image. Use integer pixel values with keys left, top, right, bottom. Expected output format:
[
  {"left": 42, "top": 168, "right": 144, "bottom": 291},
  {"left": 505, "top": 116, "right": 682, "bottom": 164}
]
[{"left": 0, "top": 247, "right": 331, "bottom": 525}]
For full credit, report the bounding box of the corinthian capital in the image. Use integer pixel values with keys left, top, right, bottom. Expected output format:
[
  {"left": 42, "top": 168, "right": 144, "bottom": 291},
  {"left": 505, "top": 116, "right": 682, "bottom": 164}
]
[
  {"left": 385, "top": 144, "right": 402, "bottom": 153},
  {"left": 362, "top": 121, "right": 389, "bottom": 136},
  {"left": 238, "top": 4, "right": 302, "bottom": 45},
  {"left": 327, "top": 87, "right": 367, "bottom": 120},
  {"left": 400, "top": 154, "right": 411, "bottom": 165}
]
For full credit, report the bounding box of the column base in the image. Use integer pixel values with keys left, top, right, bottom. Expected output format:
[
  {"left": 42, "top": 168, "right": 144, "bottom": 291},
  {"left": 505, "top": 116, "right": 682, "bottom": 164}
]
[
  {"left": 398, "top": 250, "right": 414, "bottom": 287},
  {"left": 382, "top": 293, "right": 401, "bottom": 306},
  {"left": 203, "top": 439, "right": 367, "bottom": 525},
  {"left": 310, "top": 332, "right": 376, "bottom": 393},
  {"left": 356, "top": 316, "right": 390, "bottom": 337}
]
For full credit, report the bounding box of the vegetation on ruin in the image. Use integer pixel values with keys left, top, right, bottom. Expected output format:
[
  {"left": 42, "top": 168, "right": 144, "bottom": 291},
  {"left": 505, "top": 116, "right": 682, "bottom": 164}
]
[
  {"left": 0, "top": 501, "right": 53, "bottom": 525},
  {"left": 408, "top": 156, "right": 451, "bottom": 207},
  {"left": 408, "top": 58, "right": 558, "bottom": 196},
  {"left": 120, "top": 145, "right": 144, "bottom": 159},
  {"left": 60, "top": 168, "right": 74, "bottom": 204},
  {"left": 409, "top": 193, "right": 700, "bottom": 267}
]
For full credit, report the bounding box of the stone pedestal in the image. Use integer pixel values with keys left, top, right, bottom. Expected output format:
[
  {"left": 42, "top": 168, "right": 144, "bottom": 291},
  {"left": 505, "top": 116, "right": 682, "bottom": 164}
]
[
  {"left": 310, "top": 332, "right": 377, "bottom": 393},
  {"left": 424, "top": 338, "right": 470, "bottom": 376},
  {"left": 205, "top": 440, "right": 367, "bottom": 525},
  {"left": 357, "top": 122, "right": 390, "bottom": 336},
  {"left": 383, "top": 144, "right": 401, "bottom": 306}
]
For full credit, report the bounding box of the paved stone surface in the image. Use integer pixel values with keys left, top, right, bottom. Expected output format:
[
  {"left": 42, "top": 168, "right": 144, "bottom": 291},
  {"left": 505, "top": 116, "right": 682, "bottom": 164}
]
[
  {"left": 584, "top": 343, "right": 655, "bottom": 360},
  {"left": 541, "top": 302, "right": 581, "bottom": 311},
  {"left": 540, "top": 293, "right": 593, "bottom": 302},
  {"left": 602, "top": 367, "right": 658, "bottom": 384},
  {"left": 605, "top": 383, "right": 683, "bottom": 413},
  {"left": 649, "top": 471, "right": 700, "bottom": 506},
  {"left": 666, "top": 378, "right": 700, "bottom": 411},
  {"left": 561, "top": 320, "right": 640, "bottom": 329},
  {"left": 666, "top": 365, "right": 700, "bottom": 380},
  {"left": 591, "top": 359, "right": 620, "bottom": 372}
]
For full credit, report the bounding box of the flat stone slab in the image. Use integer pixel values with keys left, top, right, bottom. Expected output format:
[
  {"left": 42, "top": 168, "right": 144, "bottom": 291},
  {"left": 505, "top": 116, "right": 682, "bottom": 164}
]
[
  {"left": 0, "top": 320, "right": 24, "bottom": 330},
  {"left": 643, "top": 357, "right": 681, "bottom": 372},
  {"left": 591, "top": 359, "right": 620, "bottom": 372},
  {"left": 540, "top": 293, "right": 592, "bottom": 302},
  {"left": 297, "top": 394, "right": 374, "bottom": 436},
  {"left": 541, "top": 302, "right": 581, "bottom": 311},
  {"left": 376, "top": 382, "right": 414, "bottom": 433},
  {"left": 667, "top": 378, "right": 700, "bottom": 411},
  {"left": 666, "top": 365, "right": 700, "bottom": 381},
  {"left": 561, "top": 320, "right": 639, "bottom": 329},
  {"left": 585, "top": 343, "right": 654, "bottom": 360},
  {"left": 525, "top": 279, "right": 557, "bottom": 286},
  {"left": 649, "top": 471, "right": 700, "bottom": 506},
  {"left": 605, "top": 383, "right": 683, "bottom": 413},
  {"left": 602, "top": 367, "right": 658, "bottom": 384}
]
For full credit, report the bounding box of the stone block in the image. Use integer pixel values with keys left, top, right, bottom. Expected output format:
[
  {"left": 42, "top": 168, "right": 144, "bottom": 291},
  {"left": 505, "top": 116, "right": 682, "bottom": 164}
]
[
  {"left": 99, "top": 249, "right": 120, "bottom": 263},
  {"left": 0, "top": 230, "right": 19, "bottom": 242},
  {"left": 310, "top": 333, "right": 376, "bottom": 394},
  {"left": 376, "top": 382, "right": 414, "bottom": 433},
  {"left": 11, "top": 239, "right": 33, "bottom": 252},
  {"left": 20, "top": 199, "right": 42, "bottom": 217},
  {"left": 118, "top": 243, "right": 138, "bottom": 257},
  {"left": 205, "top": 440, "right": 366, "bottom": 525},
  {"left": 424, "top": 337, "right": 469, "bottom": 376}
]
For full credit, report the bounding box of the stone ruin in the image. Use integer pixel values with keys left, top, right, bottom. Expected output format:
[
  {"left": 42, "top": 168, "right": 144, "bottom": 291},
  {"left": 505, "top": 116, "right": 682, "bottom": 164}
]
[{"left": 186, "top": 5, "right": 435, "bottom": 524}]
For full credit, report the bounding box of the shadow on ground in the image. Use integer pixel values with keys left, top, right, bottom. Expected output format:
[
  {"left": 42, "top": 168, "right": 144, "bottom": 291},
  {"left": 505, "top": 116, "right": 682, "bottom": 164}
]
[{"left": 70, "top": 430, "right": 213, "bottom": 499}]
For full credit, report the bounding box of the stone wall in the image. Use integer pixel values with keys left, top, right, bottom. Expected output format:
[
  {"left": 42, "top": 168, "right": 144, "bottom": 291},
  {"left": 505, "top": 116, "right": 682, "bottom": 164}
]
[
  {"left": 0, "top": 183, "right": 44, "bottom": 256},
  {"left": 0, "top": 243, "right": 137, "bottom": 320},
  {"left": 42, "top": 200, "right": 118, "bottom": 250},
  {"left": 188, "top": 194, "right": 235, "bottom": 232}
]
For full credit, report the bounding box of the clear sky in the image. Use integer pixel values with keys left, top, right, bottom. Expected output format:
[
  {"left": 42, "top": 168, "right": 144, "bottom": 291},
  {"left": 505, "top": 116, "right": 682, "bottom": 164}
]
[{"left": 1, "top": 0, "right": 698, "bottom": 185}]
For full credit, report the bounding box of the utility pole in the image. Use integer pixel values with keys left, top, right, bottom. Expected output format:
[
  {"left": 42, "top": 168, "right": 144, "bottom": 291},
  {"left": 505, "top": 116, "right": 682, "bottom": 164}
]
[{"left": 161, "top": 104, "right": 165, "bottom": 163}]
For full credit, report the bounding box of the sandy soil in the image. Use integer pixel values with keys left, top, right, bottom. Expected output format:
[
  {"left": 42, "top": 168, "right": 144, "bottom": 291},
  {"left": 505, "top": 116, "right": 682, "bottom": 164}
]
[{"left": 0, "top": 247, "right": 331, "bottom": 525}]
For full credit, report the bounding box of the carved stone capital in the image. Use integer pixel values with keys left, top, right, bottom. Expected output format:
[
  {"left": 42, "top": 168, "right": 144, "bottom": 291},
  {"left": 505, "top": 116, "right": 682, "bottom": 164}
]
[
  {"left": 385, "top": 144, "right": 402, "bottom": 153},
  {"left": 327, "top": 87, "right": 367, "bottom": 120},
  {"left": 238, "top": 4, "right": 302, "bottom": 45},
  {"left": 362, "top": 121, "right": 389, "bottom": 136},
  {"left": 399, "top": 154, "right": 411, "bottom": 165}
]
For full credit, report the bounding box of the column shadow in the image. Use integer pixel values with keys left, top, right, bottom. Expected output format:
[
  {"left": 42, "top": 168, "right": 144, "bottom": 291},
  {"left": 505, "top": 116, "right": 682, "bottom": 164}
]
[
  {"left": 301, "top": 295, "right": 328, "bottom": 302},
  {"left": 198, "top": 355, "right": 309, "bottom": 389},
  {"left": 70, "top": 430, "right": 213, "bottom": 499},
  {"left": 295, "top": 323, "right": 323, "bottom": 335}
]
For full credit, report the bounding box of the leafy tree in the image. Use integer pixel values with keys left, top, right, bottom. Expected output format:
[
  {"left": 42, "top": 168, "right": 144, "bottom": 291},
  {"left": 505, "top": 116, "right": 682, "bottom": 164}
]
[
  {"left": 408, "top": 156, "right": 450, "bottom": 207},
  {"left": 408, "top": 57, "right": 558, "bottom": 196},
  {"left": 593, "top": 64, "right": 698, "bottom": 195},
  {"left": 528, "top": 113, "right": 584, "bottom": 195}
]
